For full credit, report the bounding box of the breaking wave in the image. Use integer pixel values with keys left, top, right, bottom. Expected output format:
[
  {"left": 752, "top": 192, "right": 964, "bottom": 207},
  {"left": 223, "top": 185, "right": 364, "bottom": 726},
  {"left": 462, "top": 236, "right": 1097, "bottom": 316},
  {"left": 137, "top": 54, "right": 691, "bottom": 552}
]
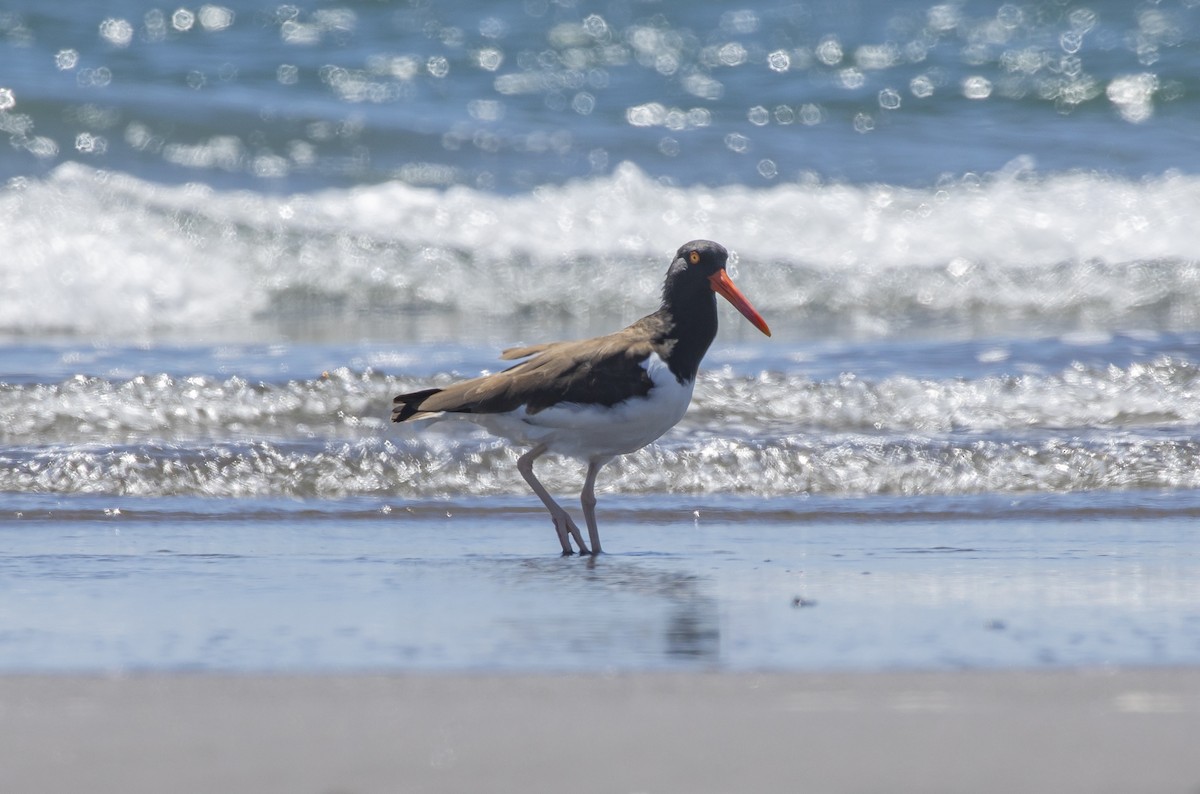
[{"left": 4, "top": 162, "right": 1200, "bottom": 340}]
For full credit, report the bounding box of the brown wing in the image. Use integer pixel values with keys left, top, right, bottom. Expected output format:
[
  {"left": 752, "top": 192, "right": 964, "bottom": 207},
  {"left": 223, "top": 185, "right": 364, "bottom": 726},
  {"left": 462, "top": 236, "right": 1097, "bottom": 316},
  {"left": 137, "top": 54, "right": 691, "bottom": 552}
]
[
  {"left": 392, "top": 318, "right": 670, "bottom": 421},
  {"left": 499, "top": 342, "right": 555, "bottom": 361}
]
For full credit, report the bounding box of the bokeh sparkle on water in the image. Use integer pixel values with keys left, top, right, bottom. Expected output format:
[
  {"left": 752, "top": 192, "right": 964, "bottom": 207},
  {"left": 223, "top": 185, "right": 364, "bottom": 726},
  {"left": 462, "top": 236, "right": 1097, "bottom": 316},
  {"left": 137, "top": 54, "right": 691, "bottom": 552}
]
[{"left": 2, "top": 1, "right": 1198, "bottom": 189}]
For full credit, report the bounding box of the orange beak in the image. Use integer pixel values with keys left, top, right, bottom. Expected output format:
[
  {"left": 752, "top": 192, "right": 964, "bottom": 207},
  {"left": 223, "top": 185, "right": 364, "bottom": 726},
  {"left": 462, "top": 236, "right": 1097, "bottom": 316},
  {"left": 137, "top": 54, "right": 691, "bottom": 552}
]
[{"left": 709, "top": 269, "right": 771, "bottom": 337}]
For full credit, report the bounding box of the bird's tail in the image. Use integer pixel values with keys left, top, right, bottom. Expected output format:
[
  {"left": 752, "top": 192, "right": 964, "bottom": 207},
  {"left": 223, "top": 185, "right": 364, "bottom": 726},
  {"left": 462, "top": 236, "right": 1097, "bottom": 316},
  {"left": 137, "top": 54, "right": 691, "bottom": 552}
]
[{"left": 392, "top": 388, "right": 444, "bottom": 423}]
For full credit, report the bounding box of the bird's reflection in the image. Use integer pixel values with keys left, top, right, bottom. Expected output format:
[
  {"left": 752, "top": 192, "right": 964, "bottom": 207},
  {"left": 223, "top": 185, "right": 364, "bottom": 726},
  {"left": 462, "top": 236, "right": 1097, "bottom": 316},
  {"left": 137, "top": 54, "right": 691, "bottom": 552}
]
[
  {"left": 503, "top": 554, "right": 720, "bottom": 665},
  {"left": 664, "top": 608, "right": 719, "bottom": 659}
]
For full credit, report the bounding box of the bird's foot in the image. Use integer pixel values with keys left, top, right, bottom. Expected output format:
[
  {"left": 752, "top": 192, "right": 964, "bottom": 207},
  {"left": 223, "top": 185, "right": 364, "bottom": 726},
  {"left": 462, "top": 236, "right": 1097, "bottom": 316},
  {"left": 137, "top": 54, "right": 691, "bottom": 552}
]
[{"left": 551, "top": 514, "right": 590, "bottom": 556}]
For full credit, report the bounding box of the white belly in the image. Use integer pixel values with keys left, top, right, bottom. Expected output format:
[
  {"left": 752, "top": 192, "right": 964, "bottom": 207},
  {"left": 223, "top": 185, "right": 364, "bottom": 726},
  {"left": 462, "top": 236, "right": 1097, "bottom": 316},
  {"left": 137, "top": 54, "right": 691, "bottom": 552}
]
[{"left": 464, "top": 353, "right": 694, "bottom": 462}]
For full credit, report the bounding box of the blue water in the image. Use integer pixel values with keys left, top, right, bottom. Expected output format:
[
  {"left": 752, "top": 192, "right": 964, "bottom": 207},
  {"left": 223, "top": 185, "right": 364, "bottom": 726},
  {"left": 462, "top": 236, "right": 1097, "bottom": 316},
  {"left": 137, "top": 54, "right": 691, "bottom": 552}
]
[
  {"left": 2, "top": 0, "right": 1200, "bottom": 673},
  {"left": 3, "top": 0, "right": 1199, "bottom": 191}
]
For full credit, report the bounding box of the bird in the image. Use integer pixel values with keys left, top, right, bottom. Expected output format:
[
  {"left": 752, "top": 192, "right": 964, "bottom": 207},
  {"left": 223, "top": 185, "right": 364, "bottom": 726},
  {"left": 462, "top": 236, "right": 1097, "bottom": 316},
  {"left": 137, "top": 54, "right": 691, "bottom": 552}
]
[{"left": 392, "top": 240, "right": 770, "bottom": 555}]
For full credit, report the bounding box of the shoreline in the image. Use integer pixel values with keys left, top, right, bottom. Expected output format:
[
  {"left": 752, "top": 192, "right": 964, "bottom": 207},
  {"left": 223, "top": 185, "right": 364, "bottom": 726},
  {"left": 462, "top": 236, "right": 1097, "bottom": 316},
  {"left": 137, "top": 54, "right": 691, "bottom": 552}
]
[{"left": 4, "top": 667, "right": 1198, "bottom": 793}]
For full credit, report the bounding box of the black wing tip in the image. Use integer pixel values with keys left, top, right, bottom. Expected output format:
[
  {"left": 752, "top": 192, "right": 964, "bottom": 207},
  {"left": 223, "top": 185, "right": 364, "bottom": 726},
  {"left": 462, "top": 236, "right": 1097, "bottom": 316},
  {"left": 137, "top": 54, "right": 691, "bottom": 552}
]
[{"left": 391, "top": 387, "right": 442, "bottom": 423}]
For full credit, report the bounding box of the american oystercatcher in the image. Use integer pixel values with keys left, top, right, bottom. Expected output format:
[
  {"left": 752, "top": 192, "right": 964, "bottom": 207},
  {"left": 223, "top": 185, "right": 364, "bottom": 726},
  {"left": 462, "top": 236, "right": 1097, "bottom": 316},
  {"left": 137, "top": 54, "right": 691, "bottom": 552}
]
[{"left": 392, "top": 240, "right": 770, "bottom": 555}]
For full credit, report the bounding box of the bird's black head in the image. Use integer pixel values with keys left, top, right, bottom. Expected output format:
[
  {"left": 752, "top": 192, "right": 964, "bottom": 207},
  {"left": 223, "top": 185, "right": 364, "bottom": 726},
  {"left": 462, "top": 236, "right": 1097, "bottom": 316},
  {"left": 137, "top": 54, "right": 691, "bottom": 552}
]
[
  {"left": 662, "top": 239, "right": 770, "bottom": 337},
  {"left": 669, "top": 239, "right": 728, "bottom": 281}
]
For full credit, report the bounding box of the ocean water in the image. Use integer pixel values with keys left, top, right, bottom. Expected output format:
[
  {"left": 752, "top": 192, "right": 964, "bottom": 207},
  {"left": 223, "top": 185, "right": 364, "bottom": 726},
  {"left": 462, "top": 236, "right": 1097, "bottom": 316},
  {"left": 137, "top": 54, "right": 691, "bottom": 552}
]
[{"left": 2, "top": 0, "right": 1200, "bottom": 672}]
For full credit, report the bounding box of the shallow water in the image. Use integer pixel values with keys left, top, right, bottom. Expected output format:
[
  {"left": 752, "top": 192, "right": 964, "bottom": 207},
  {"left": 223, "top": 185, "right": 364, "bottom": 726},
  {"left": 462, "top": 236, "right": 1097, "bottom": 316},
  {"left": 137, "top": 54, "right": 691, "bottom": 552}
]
[{"left": 3, "top": 500, "right": 1198, "bottom": 672}]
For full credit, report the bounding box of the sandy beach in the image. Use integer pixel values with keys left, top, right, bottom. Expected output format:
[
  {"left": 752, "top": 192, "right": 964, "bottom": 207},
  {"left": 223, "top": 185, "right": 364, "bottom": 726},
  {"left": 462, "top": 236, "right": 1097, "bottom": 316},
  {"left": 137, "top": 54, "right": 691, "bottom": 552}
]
[{"left": 4, "top": 668, "right": 1198, "bottom": 794}]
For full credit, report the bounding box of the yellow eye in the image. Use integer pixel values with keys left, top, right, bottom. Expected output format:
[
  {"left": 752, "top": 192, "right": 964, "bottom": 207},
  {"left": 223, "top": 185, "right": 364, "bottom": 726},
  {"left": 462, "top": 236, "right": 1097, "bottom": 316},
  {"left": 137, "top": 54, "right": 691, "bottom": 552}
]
[{"left": 688, "top": 251, "right": 701, "bottom": 265}]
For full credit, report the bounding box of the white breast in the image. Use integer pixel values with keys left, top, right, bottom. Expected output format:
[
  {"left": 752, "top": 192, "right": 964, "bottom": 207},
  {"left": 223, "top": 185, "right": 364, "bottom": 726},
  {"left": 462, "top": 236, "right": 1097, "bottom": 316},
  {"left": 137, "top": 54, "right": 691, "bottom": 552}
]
[{"left": 466, "top": 352, "right": 695, "bottom": 462}]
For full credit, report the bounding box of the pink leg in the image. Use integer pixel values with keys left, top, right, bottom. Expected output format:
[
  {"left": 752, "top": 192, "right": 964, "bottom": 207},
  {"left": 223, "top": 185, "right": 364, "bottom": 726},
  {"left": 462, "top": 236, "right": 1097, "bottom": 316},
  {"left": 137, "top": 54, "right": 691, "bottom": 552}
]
[
  {"left": 580, "top": 458, "right": 609, "bottom": 555},
  {"left": 516, "top": 445, "right": 590, "bottom": 555}
]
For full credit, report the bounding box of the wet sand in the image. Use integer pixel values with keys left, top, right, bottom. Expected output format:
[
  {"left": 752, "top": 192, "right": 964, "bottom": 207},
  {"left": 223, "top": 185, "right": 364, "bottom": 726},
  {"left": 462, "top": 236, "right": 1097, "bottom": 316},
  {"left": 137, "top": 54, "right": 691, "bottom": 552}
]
[{"left": 4, "top": 668, "right": 1199, "bottom": 794}]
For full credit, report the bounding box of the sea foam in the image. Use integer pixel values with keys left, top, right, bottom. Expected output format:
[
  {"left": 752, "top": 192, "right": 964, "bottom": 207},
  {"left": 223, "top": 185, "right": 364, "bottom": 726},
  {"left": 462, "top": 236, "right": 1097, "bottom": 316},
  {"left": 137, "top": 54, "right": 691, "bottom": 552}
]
[{"left": 4, "top": 161, "right": 1200, "bottom": 339}]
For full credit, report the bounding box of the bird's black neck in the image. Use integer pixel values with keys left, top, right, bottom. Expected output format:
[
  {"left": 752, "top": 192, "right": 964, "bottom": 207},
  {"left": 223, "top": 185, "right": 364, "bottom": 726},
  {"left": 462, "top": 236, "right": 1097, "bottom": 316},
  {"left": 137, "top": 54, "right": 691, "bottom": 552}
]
[{"left": 655, "top": 276, "right": 719, "bottom": 384}]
